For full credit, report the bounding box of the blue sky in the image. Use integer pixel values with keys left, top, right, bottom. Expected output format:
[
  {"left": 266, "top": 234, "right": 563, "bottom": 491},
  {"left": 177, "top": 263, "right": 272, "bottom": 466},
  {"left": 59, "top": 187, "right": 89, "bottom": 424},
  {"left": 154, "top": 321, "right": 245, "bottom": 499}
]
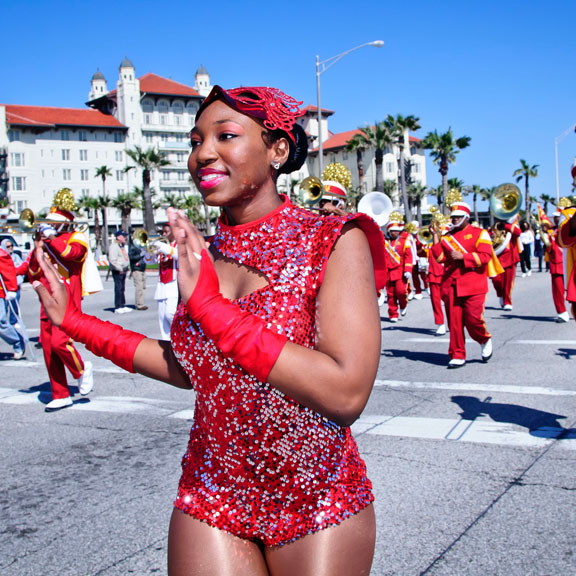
[{"left": 2, "top": 0, "right": 575, "bottom": 210}]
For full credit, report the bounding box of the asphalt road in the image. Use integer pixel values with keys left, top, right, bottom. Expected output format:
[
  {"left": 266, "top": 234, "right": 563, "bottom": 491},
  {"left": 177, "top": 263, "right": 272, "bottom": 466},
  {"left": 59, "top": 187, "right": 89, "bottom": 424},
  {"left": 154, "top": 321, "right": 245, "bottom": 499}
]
[{"left": 0, "top": 267, "right": 574, "bottom": 576}]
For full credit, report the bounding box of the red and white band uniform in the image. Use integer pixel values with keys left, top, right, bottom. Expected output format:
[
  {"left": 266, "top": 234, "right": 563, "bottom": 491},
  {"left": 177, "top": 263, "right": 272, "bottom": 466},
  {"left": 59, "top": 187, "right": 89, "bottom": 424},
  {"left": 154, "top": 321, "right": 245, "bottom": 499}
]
[
  {"left": 427, "top": 246, "right": 447, "bottom": 326},
  {"left": 491, "top": 220, "right": 522, "bottom": 308},
  {"left": 0, "top": 248, "right": 26, "bottom": 354},
  {"left": 18, "top": 231, "right": 88, "bottom": 399},
  {"left": 154, "top": 241, "right": 179, "bottom": 340},
  {"left": 411, "top": 234, "right": 429, "bottom": 296},
  {"left": 543, "top": 228, "right": 568, "bottom": 316},
  {"left": 385, "top": 230, "right": 413, "bottom": 320},
  {"left": 557, "top": 206, "right": 576, "bottom": 318},
  {"left": 431, "top": 224, "right": 492, "bottom": 361}
]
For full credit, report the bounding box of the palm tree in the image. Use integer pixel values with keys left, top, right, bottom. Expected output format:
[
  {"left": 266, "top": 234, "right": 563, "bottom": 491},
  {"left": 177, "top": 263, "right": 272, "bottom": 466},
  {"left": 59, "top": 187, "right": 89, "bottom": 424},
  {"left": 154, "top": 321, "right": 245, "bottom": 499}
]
[
  {"left": 354, "top": 123, "right": 395, "bottom": 193},
  {"left": 78, "top": 194, "right": 102, "bottom": 250},
  {"left": 346, "top": 133, "right": 369, "bottom": 194},
  {"left": 539, "top": 193, "right": 554, "bottom": 215},
  {"left": 97, "top": 195, "right": 112, "bottom": 251},
  {"left": 126, "top": 146, "right": 171, "bottom": 233},
  {"left": 428, "top": 185, "right": 444, "bottom": 209},
  {"left": 95, "top": 165, "right": 112, "bottom": 197},
  {"left": 463, "top": 184, "right": 486, "bottom": 223},
  {"left": 406, "top": 182, "right": 428, "bottom": 224},
  {"left": 513, "top": 159, "right": 538, "bottom": 219},
  {"left": 383, "top": 114, "right": 421, "bottom": 221},
  {"left": 381, "top": 179, "right": 399, "bottom": 205},
  {"left": 112, "top": 190, "right": 141, "bottom": 232},
  {"left": 421, "top": 128, "right": 471, "bottom": 212}
]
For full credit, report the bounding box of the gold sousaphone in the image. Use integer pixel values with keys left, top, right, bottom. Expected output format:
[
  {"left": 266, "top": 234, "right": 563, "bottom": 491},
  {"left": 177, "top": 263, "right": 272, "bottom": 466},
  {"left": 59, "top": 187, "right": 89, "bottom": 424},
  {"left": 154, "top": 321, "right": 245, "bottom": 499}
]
[
  {"left": 489, "top": 183, "right": 522, "bottom": 222},
  {"left": 19, "top": 208, "right": 88, "bottom": 233}
]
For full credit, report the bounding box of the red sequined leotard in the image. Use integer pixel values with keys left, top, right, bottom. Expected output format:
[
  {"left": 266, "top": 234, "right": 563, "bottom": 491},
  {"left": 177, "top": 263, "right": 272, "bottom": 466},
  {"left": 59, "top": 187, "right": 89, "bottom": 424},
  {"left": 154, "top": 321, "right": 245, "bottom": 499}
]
[{"left": 171, "top": 196, "right": 383, "bottom": 546}]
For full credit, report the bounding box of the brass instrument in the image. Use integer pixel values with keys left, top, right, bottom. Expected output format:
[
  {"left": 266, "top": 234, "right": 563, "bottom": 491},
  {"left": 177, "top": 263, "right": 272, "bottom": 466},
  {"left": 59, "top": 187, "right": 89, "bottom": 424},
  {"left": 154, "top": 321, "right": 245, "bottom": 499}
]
[
  {"left": 489, "top": 183, "right": 522, "bottom": 222},
  {"left": 132, "top": 228, "right": 169, "bottom": 254},
  {"left": 297, "top": 176, "right": 324, "bottom": 208},
  {"left": 357, "top": 192, "right": 394, "bottom": 228},
  {"left": 417, "top": 226, "right": 433, "bottom": 244},
  {"left": 19, "top": 208, "right": 88, "bottom": 234}
]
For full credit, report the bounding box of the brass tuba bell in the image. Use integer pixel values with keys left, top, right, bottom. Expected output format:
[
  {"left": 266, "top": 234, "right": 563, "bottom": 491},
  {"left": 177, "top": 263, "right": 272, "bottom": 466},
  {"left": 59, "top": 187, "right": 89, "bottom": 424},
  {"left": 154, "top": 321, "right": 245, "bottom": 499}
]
[
  {"left": 297, "top": 176, "right": 324, "bottom": 207},
  {"left": 490, "top": 183, "right": 522, "bottom": 222},
  {"left": 417, "top": 226, "right": 433, "bottom": 244}
]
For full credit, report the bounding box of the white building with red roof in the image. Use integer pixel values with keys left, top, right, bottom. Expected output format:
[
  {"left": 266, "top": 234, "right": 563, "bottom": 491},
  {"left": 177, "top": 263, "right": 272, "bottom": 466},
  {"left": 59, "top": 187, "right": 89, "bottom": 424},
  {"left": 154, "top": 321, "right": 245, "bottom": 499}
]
[{"left": 0, "top": 58, "right": 212, "bottom": 234}]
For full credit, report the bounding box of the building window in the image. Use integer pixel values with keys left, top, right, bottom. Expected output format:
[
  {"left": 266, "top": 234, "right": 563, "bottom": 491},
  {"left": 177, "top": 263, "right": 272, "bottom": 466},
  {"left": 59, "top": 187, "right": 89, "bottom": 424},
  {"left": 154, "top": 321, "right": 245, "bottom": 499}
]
[
  {"left": 116, "top": 170, "right": 124, "bottom": 181},
  {"left": 16, "top": 200, "right": 27, "bottom": 212},
  {"left": 142, "top": 99, "right": 153, "bottom": 113},
  {"left": 412, "top": 163, "right": 420, "bottom": 174},
  {"left": 62, "top": 149, "right": 70, "bottom": 161},
  {"left": 158, "top": 101, "right": 169, "bottom": 114},
  {"left": 385, "top": 162, "right": 395, "bottom": 173},
  {"left": 177, "top": 171, "right": 187, "bottom": 181},
  {"left": 161, "top": 170, "right": 170, "bottom": 181},
  {"left": 61, "top": 130, "right": 70, "bottom": 141},
  {"left": 79, "top": 149, "right": 88, "bottom": 161},
  {"left": 81, "top": 188, "right": 90, "bottom": 196},
  {"left": 410, "top": 146, "right": 416, "bottom": 155},
  {"left": 62, "top": 169, "right": 71, "bottom": 180},
  {"left": 160, "top": 115, "right": 166, "bottom": 125},
  {"left": 10, "top": 152, "right": 24, "bottom": 167},
  {"left": 176, "top": 152, "right": 185, "bottom": 163},
  {"left": 115, "top": 151, "right": 123, "bottom": 162},
  {"left": 145, "top": 134, "right": 154, "bottom": 143},
  {"left": 8, "top": 129, "right": 21, "bottom": 141},
  {"left": 80, "top": 169, "right": 90, "bottom": 181},
  {"left": 113, "top": 132, "right": 123, "bottom": 143},
  {"left": 175, "top": 116, "right": 180, "bottom": 125},
  {"left": 144, "top": 114, "right": 151, "bottom": 124},
  {"left": 78, "top": 130, "right": 88, "bottom": 142},
  {"left": 11, "top": 176, "right": 26, "bottom": 191}
]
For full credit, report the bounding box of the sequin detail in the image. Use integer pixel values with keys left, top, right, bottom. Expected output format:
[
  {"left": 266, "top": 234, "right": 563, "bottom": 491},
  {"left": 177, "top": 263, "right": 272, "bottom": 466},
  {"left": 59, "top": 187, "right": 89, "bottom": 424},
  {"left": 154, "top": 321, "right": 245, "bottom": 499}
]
[{"left": 171, "top": 196, "right": 374, "bottom": 547}]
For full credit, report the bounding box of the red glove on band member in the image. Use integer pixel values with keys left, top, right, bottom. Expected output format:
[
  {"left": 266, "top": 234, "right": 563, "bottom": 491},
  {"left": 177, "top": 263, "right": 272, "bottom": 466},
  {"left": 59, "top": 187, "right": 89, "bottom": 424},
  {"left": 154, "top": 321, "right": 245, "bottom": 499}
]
[
  {"left": 61, "top": 306, "right": 146, "bottom": 373},
  {"left": 186, "top": 250, "right": 287, "bottom": 383}
]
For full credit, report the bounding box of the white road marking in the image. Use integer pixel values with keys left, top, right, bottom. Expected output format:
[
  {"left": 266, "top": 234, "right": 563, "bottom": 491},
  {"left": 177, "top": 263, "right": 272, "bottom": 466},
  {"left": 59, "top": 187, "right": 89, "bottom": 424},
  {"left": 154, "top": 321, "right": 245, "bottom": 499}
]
[
  {"left": 402, "top": 338, "right": 576, "bottom": 345},
  {"left": 375, "top": 380, "right": 576, "bottom": 396}
]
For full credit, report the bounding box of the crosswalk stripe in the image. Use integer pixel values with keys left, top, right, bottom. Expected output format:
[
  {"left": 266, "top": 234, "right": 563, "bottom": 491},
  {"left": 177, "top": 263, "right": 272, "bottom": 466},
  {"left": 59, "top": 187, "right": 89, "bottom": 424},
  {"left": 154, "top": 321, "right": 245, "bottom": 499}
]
[
  {"left": 403, "top": 338, "right": 576, "bottom": 345},
  {"left": 374, "top": 379, "right": 576, "bottom": 396}
]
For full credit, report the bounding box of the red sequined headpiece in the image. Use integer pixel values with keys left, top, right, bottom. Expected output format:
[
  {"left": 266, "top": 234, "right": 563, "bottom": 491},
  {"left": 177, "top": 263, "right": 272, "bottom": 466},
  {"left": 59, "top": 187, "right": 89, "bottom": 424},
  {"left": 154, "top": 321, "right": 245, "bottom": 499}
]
[{"left": 196, "top": 85, "right": 304, "bottom": 142}]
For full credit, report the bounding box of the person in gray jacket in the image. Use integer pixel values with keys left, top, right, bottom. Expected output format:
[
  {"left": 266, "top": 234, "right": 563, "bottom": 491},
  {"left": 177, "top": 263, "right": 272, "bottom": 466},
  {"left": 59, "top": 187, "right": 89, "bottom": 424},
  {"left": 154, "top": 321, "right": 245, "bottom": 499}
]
[{"left": 108, "top": 230, "right": 132, "bottom": 314}]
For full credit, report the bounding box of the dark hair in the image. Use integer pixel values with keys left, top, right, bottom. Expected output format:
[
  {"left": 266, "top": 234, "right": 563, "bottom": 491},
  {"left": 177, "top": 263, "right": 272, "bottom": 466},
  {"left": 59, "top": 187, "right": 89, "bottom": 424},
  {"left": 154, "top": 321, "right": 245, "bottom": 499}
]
[{"left": 264, "top": 123, "right": 308, "bottom": 175}]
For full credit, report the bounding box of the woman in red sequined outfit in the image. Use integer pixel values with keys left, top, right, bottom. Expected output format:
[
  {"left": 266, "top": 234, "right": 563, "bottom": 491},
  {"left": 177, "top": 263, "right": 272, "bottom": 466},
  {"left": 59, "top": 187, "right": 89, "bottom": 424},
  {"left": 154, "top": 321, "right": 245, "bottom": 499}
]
[{"left": 33, "top": 86, "right": 386, "bottom": 576}]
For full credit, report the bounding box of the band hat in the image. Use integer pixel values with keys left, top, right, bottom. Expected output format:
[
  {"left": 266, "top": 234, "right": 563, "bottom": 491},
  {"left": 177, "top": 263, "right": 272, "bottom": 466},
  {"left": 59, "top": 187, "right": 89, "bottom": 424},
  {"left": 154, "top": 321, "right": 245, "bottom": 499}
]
[
  {"left": 322, "top": 180, "right": 347, "bottom": 199},
  {"left": 450, "top": 201, "right": 471, "bottom": 217},
  {"left": 387, "top": 222, "right": 405, "bottom": 232},
  {"left": 46, "top": 208, "right": 75, "bottom": 222},
  {"left": 115, "top": 229, "right": 128, "bottom": 237}
]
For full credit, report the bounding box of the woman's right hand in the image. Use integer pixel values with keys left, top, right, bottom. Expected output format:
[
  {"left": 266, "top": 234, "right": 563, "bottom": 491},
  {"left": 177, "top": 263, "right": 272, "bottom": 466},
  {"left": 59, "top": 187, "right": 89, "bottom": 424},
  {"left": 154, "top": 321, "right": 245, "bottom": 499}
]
[{"left": 31, "top": 247, "right": 68, "bottom": 327}]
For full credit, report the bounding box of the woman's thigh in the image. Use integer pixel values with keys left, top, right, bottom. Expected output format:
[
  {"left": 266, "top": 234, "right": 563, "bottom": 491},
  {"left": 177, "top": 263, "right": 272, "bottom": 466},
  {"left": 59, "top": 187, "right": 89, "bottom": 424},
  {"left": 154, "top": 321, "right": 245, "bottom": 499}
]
[
  {"left": 264, "top": 504, "right": 376, "bottom": 576},
  {"left": 167, "top": 508, "right": 270, "bottom": 576}
]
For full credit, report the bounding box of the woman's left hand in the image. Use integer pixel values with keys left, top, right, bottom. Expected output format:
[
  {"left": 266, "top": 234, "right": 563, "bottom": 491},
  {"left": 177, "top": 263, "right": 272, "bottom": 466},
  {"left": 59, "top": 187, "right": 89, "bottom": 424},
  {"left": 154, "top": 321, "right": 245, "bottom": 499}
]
[
  {"left": 31, "top": 247, "right": 68, "bottom": 326},
  {"left": 167, "top": 207, "right": 211, "bottom": 304}
]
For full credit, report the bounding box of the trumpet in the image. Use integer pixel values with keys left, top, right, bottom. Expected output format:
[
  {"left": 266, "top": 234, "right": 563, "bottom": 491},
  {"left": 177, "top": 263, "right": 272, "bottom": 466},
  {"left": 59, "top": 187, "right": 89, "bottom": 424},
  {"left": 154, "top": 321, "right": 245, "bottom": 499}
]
[
  {"left": 132, "top": 228, "right": 169, "bottom": 254},
  {"left": 19, "top": 208, "right": 88, "bottom": 234},
  {"left": 297, "top": 176, "right": 324, "bottom": 208}
]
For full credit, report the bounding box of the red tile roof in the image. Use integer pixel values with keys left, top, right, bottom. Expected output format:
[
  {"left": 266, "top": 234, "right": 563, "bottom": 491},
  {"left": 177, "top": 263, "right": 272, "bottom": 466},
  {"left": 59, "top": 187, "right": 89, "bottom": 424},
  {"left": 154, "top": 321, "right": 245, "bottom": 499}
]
[
  {"left": 314, "top": 128, "right": 421, "bottom": 152},
  {"left": 4, "top": 104, "right": 126, "bottom": 128},
  {"left": 139, "top": 73, "right": 201, "bottom": 97},
  {"left": 302, "top": 104, "right": 334, "bottom": 116}
]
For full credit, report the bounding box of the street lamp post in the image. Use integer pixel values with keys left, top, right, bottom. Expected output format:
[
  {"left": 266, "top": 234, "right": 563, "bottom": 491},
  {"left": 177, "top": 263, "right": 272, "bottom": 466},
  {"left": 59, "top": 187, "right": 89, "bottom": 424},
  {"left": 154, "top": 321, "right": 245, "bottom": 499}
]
[
  {"left": 554, "top": 124, "right": 575, "bottom": 203},
  {"left": 316, "top": 40, "right": 384, "bottom": 177}
]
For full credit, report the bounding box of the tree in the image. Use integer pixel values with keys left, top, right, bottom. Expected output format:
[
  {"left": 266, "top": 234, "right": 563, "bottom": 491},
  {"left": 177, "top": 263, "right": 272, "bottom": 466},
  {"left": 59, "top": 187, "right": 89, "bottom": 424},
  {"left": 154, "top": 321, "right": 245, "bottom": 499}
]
[
  {"left": 513, "top": 159, "right": 538, "bottom": 220},
  {"left": 463, "top": 184, "right": 486, "bottom": 223},
  {"left": 355, "top": 123, "right": 395, "bottom": 193},
  {"left": 539, "top": 193, "right": 554, "bottom": 215},
  {"left": 421, "top": 128, "right": 471, "bottom": 212},
  {"left": 406, "top": 182, "right": 428, "bottom": 224},
  {"left": 97, "top": 195, "right": 112, "bottom": 251},
  {"left": 78, "top": 194, "right": 102, "bottom": 250},
  {"left": 126, "top": 146, "right": 170, "bottom": 233},
  {"left": 112, "top": 190, "right": 141, "bottom": 232},
  {"left": 381, "top": 179, "right": 398, "bottom": 204},
  {"left": 383, "top": 114, "right": 421, "bottom": 221},
  {"left": 345, "top": 133, "right": 369, "bottom": 194}
]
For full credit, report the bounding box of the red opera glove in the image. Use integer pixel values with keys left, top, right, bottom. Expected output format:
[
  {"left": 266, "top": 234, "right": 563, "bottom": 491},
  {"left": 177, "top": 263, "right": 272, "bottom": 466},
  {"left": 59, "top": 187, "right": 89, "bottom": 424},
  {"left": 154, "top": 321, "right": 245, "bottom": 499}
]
[
  {"left": 186, "top": 250, "right": 287, "bottom": 383},
  {"left": 61, "top": 306, "right": 146, "bottom": 373}
]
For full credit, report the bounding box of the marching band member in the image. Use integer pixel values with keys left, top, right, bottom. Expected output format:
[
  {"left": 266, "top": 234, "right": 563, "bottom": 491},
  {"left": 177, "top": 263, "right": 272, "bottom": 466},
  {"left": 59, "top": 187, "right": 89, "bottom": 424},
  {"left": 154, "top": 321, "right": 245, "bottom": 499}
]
[
  {"left": 427, "top": 213, "right": 449, "bottom": 335},
  {"left": 491, "top": 216, "right": 522, "bottom": 311},
  {"left": 17, "top": 188, "right": 94, "bottom": 411},
  {"left": 0, "top": 244, "right": 26, "bottom": 358},
  {"left": 384, "top": 212, "right": 413, "bottom": 322},
  {"left": 408, "top": 221, "right": 428, "bottom": 300},
  {"left": 557, "top": 197, "right": 576, "bottom": 320},
  {"left": 319, "top": 162, "right": 350, "bottom": 217},
  {"left": 538, "top": 205, "right": 569, "bottom": 322},
  {"left": 151, "top": 223, "right": 179, "bottom": 341},
  {"left": 430, "top": 201, "right": 499, "bottom": 368}
]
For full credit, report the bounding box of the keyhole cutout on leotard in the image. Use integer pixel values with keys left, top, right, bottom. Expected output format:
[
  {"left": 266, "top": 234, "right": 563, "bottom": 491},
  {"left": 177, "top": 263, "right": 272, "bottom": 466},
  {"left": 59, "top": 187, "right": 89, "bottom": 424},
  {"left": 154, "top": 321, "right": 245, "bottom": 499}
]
[{"left": 212, "top": 251, "right": 270, "bottom": 301}]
